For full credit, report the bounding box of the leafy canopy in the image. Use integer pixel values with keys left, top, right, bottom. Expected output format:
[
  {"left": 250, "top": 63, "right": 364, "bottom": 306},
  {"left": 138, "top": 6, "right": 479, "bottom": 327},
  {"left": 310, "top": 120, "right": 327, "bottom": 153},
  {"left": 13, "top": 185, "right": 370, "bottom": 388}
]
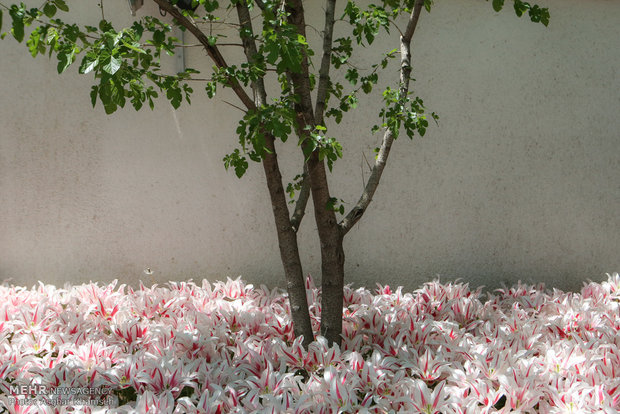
[{"left": 0, "top": 0, "right": 549, "bottom": 180}]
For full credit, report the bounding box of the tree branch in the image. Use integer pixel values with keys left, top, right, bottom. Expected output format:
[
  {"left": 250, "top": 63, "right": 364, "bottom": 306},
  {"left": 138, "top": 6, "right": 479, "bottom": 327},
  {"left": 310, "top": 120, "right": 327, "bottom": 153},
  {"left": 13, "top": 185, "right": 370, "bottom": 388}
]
[
  {"left": 403, "top": 0, "right": 424, "bottom": 42},
  {"left": 340, "top": 0, "right": 424, "bottom": 235},
  {"left": 285, "top": 0, "right": 326, "bottom": 235},
  {"left": 287, "top": 0, "right": 337, "bottom": 232},
  {"left": 235, "top": 1, "right": 267, "bottom": 106},
  {"left": 235, "top": 1, "right": 314, "bottom": 347},
  {"left": 314, "top": 0, "right": 337, "bottom": 126},
  {"left": 284, "top": 0, "right": 315, "bottom": 126},
  {"left": 150, "top": 0, "right": 256, "bottom": 111}
]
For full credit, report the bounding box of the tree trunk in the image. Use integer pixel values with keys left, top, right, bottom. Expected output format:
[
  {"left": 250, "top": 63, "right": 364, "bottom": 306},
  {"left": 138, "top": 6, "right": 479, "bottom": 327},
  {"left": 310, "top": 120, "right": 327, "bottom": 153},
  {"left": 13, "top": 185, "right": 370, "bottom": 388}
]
[
  {"left": 306, "top": 152, "right": 345, "bottom": 347},
  {"left": 262, "top": 135, "right": 314, "bottom": 348},
  {"left": 284, "top": 0, "right": 346, "bottom": 347},
  {"left": 234, "top": 2, "right": 314, "bottom": 349}
]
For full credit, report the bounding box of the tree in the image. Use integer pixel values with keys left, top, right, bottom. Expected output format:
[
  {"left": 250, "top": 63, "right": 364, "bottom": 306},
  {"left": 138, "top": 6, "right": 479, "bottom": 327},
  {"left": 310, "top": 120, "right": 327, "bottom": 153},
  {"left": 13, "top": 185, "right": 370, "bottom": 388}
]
[{"left": 0, "top": 0, "right": 549, "bottom": 347}]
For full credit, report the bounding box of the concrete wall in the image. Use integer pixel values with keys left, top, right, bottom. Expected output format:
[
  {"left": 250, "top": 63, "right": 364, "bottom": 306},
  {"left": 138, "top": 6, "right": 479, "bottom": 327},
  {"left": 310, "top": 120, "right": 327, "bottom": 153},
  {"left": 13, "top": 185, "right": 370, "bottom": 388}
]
[{"left": 1, "top": 0, "right": 618, "bottom": 292}]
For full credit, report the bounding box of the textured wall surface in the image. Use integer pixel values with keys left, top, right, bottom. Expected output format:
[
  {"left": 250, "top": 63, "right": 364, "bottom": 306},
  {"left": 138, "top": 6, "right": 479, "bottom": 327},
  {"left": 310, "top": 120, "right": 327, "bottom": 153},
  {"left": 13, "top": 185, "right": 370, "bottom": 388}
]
[{"left": 1, "top": 0, "right": 618, "bottom": 292}]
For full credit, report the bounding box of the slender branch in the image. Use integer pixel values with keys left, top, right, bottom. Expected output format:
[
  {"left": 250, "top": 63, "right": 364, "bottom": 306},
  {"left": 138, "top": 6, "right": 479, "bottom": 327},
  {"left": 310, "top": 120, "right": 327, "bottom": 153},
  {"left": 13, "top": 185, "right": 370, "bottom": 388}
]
[
  {"left": 235, "top": 1, "right": 267, "bottom": 106},
  {"left": 285, "top": 0, "right": 338, "bottom": 233},
  {"left": 237, "top": 1, "right": 310, "bottom": 233},
  {"left": 171, "top": 43, "right": 244, "bottom": 48},
  {"left": 222, "top": 100, "right": 248, "bottom": 113},
  {"left": 314, "top": 0, "right": 337, "bottom": 126},
  {"left": 158, "top": 76, "right": 215, "bottom": 81},
  {"left": 150, "top": 0, "right": 256, "bottom": 111},
  {"left": 387, "top": 18, "right": 405, "bottom": 38},
  {"left": 403, "top": 0, "right": 424, "bottom": 42},
  {"left": 340, "top": 0, "right": 425, "bottom": 235},
  {"left": 194, "top": 20, "right": 242, "bottom": 27},
  {"left": 290, "top": 165, "right": 311, "bottom": 232}
]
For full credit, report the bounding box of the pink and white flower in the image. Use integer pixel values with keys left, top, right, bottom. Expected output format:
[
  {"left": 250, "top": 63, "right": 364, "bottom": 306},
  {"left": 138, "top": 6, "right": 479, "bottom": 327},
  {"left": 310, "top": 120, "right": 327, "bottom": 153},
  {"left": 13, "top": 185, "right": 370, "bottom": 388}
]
[{"left": 0, "top": 273, "right": 617, "bottom": 413}]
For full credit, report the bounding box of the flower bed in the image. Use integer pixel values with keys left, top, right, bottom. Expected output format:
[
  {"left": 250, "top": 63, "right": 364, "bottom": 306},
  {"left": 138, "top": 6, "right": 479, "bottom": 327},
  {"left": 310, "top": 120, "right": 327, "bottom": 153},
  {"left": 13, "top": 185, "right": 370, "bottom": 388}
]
[{"left": 1, "top": 273, "right": 618, "bottom": 413}]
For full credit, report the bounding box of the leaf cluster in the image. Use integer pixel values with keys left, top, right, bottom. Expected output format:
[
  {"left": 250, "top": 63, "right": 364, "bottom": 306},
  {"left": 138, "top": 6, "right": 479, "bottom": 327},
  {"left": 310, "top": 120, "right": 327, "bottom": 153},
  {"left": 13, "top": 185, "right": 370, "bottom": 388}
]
[
  {"left": 372, "top": 87, "right": 438, "bottom": 140},
  {"left": 2, "top": 1, "right": 199, "bottom": 113},
  {"left": 225, "top": 100, "right": 296, "bottom": 177},
  {"left": 0, "top": 0, "right": 549, "bottom": 208},
  {"left": 489, "top": 0, "right": 550, "bottom": 26}
]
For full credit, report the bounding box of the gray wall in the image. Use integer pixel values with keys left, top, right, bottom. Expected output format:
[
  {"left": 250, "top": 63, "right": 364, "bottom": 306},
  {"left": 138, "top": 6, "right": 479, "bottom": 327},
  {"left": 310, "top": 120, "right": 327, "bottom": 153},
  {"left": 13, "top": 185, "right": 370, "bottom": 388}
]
[{"left": 1, "top": 0, "right": 618, "bottom": 292}]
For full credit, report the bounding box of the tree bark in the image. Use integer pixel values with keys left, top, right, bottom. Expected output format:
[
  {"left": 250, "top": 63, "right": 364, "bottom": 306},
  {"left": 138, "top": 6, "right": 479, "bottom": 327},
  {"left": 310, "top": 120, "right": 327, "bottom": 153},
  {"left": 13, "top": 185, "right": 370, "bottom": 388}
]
[
  {"left": 286, "top": 0, "right": 346, "bottom": 346},
  {"left": 236, "top": 2, "right": 314, "bottom": 348},
  {"left": 155, "top": 0, "right": 315, "bottom": 347},
  {"left": 306, "top": 152, "right": 345, "bottom": 346},
  {"left": 261, "top": 136, "right": 314, "bottom": 348}
]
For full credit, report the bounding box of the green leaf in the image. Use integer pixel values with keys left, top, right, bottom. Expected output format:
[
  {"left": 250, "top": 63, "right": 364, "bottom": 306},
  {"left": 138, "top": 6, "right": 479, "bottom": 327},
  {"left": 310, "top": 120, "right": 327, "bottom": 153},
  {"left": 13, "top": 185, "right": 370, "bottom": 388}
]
[
  {"left": 46, "top": 27, "right": 58, "bottom": 44},
  {"left": 43, "top": 3, "right": 57, "bottom": 18},
  {"left": 205, "top": 82, "right": 216, "bottom": 98},
  {"left": 345, "top": 68, "right": 359, "bottom": 85},
  {"left": 53, "top": 0, "right": 69, "bottom": 12},
  {"left": 513, "top": 0, "right": 527, "bottom": 17},
  {"left": 326, "top": 197, "right": 345, "bottom": 214},
  {"left": 99, "top": 20, "right": 113, "bottom": 32},
  {"left": 361, "top": 80, "right": 373, "bottom": 94},
  {"left": 57, "top": 52, "right": 72, "bottom": 73},
  {"left": 166, "top": 87, "right": 182, "bottom": 109},
  {"left": 100, "top": 77, "right": 125, "bottom": 111},
  {"left": 102, "top": 56, "right": 121, "bottom": 75},
  {"left": 301, "top": 136, "right": 317, "bottom": 160},
  {"left": 9, "top": 6, "right": 25, "bottom": 43},
  {"left": 492, "top": 0, "right": 504, "bottom": 12},
  {"left": 152, "top": 30, "right": 165, "bottom": 46},
  {"left": 79, "top": 56, "right": 99, "bottom": 74},
  {"left": 541, "top": 11, "right": 550, "bottom": 27},
  {"left": 223, "top": 149, "right": 248, "bottom": 178},
  {"left": 90, "top": 85, "right": 98, "bottom": 108},
  {"left": 122, "top": 39, "right": 146, "bottom": 54},
  {"left": 103, "top": 102, "right": 117, "bottom": 114},
  {"left": 27, "top": 30, "right": 41, "bottom": 57}
]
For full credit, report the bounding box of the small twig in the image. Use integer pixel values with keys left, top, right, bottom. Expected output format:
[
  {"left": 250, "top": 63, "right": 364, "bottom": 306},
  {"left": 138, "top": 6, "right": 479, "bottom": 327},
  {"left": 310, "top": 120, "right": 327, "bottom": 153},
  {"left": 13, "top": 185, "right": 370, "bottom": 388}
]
[
  {"left": 362, "top": 151, "right": 372, "bottom": 171},
  {"left": 305, "top": 23, "right": 322, "bottom": 37},
  {"left": 99, "top": 0, "right": 105, "bottom": 20},
  {"left": 194, "top": 20, "right": 241, "bottom": 27},
  {"left": 388, "top": 18, "right": 404, "bottom": 37},
  {"left": 165, "top": 43, "right": 244, "bottom": 48},
  {"left": 360, "top": 158, "right": 366, "bottom": 189},
  {"left": 152, "top": 0, "right": 256, "bottom": 110},
  {"left": 222, "top": 100, "right": 247, "bottom": 113}
]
